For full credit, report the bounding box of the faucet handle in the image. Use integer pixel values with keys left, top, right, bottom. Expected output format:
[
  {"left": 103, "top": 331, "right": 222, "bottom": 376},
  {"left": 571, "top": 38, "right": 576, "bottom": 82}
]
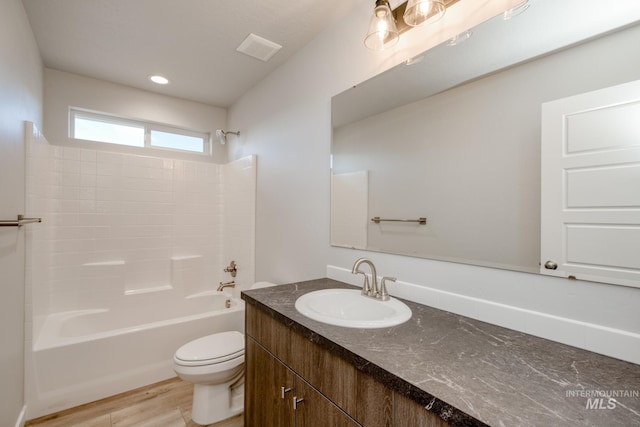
[
  {"left": 224, "top": 260, "right": 238, "bottom": 277},
  {"left": 379, "top": 277, "right": 396, "bottom": 301},
  {"left": 355, "top": 271, "right": 371, "bottom": 295}
]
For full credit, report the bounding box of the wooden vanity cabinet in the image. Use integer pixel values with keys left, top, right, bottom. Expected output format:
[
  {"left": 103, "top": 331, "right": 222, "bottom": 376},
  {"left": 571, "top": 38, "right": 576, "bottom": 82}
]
[
  {"left": 246, "top": 332, "right": 359, "bottom": 426},
  {"left": 245, "top": 304, "right": 453, "bottom": 427}
]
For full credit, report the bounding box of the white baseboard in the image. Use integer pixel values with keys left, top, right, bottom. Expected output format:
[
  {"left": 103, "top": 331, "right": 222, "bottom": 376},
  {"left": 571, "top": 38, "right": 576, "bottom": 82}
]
[
  {"left": 15, "top": 405, "right": 27, "bottom": 427},
  {"left": 327, "top": 265, "right": 640, "bottom": 364}
]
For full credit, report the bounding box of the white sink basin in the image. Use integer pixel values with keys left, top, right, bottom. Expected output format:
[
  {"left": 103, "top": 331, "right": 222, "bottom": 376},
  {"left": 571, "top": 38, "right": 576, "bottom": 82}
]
[{"left": 294, "top": 289, "right": 412, "bottom": 328}]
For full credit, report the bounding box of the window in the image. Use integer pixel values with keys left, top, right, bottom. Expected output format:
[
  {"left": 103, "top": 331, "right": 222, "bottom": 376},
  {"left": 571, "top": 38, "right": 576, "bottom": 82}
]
[
  {"left": 70, "top": 109, "right": 210, "bottom": 155},
  {"left": 150, "top": 129, "right": 205, "bottom": 153},
  {"left": 73, "top": 113, "right": 145, "bottom": 147}
]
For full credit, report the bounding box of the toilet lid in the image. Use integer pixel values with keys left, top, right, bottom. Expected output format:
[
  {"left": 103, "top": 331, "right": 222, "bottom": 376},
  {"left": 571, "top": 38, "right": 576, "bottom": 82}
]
[{"left": 175, "top": 331, "right": 244, "bottom": 365}]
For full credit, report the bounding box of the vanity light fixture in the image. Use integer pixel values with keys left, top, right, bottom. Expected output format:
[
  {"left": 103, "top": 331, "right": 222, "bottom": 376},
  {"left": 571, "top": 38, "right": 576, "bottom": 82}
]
[
  {"left": 149, "top": 75, "right": 169, "bottom": 85},
  {"left": 365, "top": 0, "right": 460, "bottom": 51},
  {"left": 364, "top": 0, "right": 400, "bottom": 51}
]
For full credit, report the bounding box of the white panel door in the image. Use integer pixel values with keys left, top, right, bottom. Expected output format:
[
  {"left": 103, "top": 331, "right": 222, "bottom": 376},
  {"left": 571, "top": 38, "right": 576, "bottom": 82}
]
[{"left": 541, "top": 79, "right": 640, "bottom": 287}]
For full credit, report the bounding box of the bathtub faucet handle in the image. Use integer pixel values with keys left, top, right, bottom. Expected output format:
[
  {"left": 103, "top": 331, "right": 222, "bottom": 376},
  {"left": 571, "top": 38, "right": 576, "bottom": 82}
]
[{"left": 224, "top": 260, "right": 237, "bottom": 277}]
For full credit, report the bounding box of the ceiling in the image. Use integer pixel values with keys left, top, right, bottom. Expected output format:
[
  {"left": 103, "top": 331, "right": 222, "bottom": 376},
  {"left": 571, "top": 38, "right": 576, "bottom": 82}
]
[{"left": 22, "top": 0, "right": 362, "bottom": 108}]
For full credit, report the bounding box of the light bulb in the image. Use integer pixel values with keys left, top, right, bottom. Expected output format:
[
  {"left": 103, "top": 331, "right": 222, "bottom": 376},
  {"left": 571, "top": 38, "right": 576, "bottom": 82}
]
[
  {"left": 403, "top": 0, "right": 445, "bottom": 27},
  {"left": 417, "top": 1, "right": 432, "bottom": 16}
]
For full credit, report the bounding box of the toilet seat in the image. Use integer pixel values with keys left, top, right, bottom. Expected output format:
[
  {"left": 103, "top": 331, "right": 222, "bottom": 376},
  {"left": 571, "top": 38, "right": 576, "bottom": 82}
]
[{"left": 174, "top": 331, "right": 244, "bottom": 367}]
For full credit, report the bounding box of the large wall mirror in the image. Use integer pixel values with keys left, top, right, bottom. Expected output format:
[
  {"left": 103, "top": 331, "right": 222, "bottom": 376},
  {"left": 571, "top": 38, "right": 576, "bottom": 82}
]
[{"left": 331, "top": 0, "right": 640, "bottom": 274}]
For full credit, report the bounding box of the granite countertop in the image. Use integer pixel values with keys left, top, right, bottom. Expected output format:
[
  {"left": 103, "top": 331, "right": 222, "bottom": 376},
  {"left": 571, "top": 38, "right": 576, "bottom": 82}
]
[{"left": 241, "top": 278, "right": 640, "bottom": 427}]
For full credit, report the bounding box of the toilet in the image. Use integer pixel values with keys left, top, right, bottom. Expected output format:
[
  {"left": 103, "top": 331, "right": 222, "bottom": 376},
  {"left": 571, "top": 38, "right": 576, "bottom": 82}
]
[
  {"left": 173, "top": 330, "right": 245, "bottom": 425},
  {"left": 173, "top": 281, "right": 278, "bottom": 425}
]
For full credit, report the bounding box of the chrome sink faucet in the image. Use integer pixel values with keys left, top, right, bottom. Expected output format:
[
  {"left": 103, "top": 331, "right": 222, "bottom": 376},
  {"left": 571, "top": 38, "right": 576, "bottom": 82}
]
[
  {"left": 351, "top": 258, "right": 395, "bottom": 301},
  {"left": 352, "top": 257, "right": 377, "bottom": 297}
]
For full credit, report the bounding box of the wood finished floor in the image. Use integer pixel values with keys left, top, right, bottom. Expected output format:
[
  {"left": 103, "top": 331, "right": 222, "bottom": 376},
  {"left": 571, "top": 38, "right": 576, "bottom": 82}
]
[{"left": 25, "top": 377, "right": 244, "bottom": 427}]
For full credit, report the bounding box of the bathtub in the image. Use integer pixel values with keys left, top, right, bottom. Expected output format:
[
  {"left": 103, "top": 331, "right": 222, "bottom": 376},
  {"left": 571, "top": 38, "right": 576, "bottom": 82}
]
[{"left": 26, "top": 291, "right": 245, "bottom": 419}]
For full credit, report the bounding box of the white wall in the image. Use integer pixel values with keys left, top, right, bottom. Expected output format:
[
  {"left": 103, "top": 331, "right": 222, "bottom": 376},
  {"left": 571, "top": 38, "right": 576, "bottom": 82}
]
[
  {"left": 44, "top": 68, "right": 228, "bottom": 163},
  {"left": 228, "top": 0, "right": 640, "bottom": 362},
  {"left": 0, "top": 0, "right": 43, "bottom": 426}
]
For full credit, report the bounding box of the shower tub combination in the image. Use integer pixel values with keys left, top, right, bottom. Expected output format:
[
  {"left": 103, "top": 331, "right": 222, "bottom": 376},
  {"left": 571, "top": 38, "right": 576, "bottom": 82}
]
[
  {"left": 26, "top": 291, "right": 245, "bottom": 419},
  {"left": 24, "top": 126, "right": 257, "bottom": 418}
]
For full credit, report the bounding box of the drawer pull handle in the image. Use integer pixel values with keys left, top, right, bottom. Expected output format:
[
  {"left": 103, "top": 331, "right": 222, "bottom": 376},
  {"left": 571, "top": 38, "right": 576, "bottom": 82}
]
[
  {"left": 281, "top": 386, "right": 292, "bottom": 399},
  {"left": 293, "top": 396, "right": 304, "bottom": 410}
]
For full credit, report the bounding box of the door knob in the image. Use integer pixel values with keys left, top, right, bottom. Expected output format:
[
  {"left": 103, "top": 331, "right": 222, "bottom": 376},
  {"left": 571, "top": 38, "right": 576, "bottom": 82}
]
[{"left": 544, "top": 260, "right": 558, "bottom": 270}]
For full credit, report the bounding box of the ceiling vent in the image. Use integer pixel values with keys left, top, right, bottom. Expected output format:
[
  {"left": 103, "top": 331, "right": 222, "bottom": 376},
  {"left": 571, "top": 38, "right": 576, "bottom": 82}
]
[{"left": 236, "top": 33, "right": 282, "bottom": 62}]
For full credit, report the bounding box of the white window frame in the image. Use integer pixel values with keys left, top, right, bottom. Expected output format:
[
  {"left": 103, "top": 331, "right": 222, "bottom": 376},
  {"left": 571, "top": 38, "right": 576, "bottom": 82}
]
[{"left": 69, "top": 108, "right": 212, "bottom": 156}]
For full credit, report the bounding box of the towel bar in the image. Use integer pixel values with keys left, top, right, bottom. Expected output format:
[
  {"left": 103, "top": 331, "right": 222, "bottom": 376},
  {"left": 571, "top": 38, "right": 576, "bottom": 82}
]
[
  {"left": 0, "top": 215, "right": 42, "bottom": 227},
  {"left": 371, "top": 216, "right": 426, "bottom": 225}
]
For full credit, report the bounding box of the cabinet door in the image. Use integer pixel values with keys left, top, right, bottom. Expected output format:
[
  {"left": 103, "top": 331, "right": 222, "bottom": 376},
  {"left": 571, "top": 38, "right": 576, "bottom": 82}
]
[
  {"left": 294, "top": 377, "right": 360, "bottom": 427},
  {"left": 246, "top": 337, "right": 294, "bottom": 427}
]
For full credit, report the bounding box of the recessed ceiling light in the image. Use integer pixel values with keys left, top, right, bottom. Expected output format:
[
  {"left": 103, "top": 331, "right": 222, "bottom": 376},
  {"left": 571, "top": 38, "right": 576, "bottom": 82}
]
[{"left": 149, "top": 75, "right": 169, "bottom": 85}]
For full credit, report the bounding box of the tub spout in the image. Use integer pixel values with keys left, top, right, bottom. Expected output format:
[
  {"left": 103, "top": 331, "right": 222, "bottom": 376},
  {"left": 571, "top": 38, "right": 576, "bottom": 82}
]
[{"left": 217, "top": 280, "right": 236, "bottom": 291}]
